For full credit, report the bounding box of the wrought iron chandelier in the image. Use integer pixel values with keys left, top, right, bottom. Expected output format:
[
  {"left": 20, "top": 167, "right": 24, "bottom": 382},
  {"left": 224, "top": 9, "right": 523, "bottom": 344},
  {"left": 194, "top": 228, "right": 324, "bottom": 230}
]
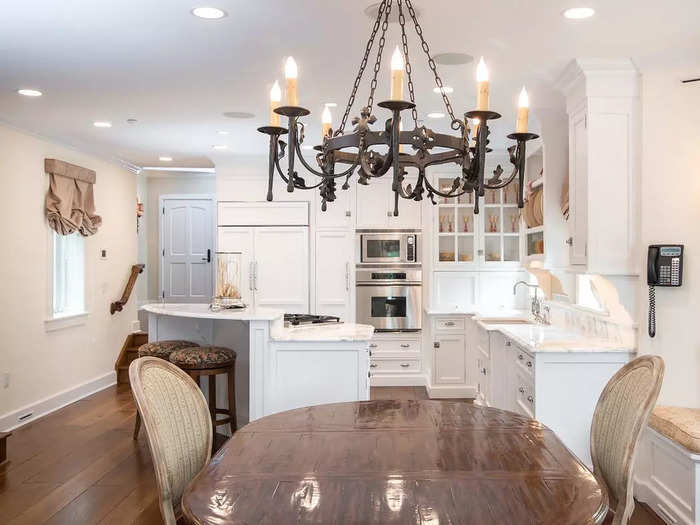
[{"left": 258, "top": 0, "right": 538, "bottom": 216}]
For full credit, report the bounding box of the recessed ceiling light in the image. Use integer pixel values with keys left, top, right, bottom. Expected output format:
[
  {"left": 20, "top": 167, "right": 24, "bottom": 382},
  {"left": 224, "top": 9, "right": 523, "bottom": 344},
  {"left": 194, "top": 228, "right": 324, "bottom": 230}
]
[
  {"left": 432, "top": 86, "right": 454, "bottom": 95},
  {"left": 562, "top": 7, "right": 595, "bottom": 19},
  {"left": 159, "top": 156, "right": 173, "bottom": 162},
  {"left": 324, "top": 102, "right": 337, "bottom": 108},
  {"left": 217, "top": 130, "right": 230, "bottom": 135},
  {"left": 222, "top": 111, "right": 255, "bottom": 119},
  {"left": 364, "top": 3, "right": 420, "bottom": 23},
  {"left": 427, "top": 112, "right": 445, "bottom": 119},
  {"left": 93, "top": 121, "right": 112, "bottom": 128},
  {"left": 191, "top": 6, "right": 227, "bottom": 19},
  {"left": 434, "top": 53, "right": 473, "bottom": 66},
  {"left": 212, "top": 144, "right": 229, "bottom": 150},
  {"left": 17, "top": 89, "right": 42, "bottom": 97}
]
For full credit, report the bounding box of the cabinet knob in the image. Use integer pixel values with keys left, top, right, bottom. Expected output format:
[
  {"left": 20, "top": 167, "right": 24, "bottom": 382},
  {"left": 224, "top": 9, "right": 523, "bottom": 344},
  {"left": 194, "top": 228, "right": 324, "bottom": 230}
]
[
  {"left": 345, "top": 210, "right": 352, "bottom": 217},
  {"left": 387, "top": 211, "right": 393, "bottom": 217},
  {"left": 518, "top": 387, "right": 525, "bottom": 393},
  {"left": 400, "top": 343, "right": 410, "bottom": 348},
  {"left": 369, "top": 343, "right": 378, "bottom": 348},
  {"left": 370, "top": 364, "right": 377, "bottom": 368},
  {"left": 433, "top": 342, "right": 440, "bottom": 348},
  {"left": 518, "top": 354, "right": 524, "bottom": 360},
  {"left": 400, "top": 363, "right": 410, "bottom": 368},
  {"left": 526, "top": 361, "right": 533, "bottom": 368},
  {"left": 505, "top": 341, "right": 511, "bottom": 347},
  {"left": 527, "top": 395, "right": 534, "bottom": 403},
  {"left": 566, "top": 237, "right": 573, "bottom": 246}
]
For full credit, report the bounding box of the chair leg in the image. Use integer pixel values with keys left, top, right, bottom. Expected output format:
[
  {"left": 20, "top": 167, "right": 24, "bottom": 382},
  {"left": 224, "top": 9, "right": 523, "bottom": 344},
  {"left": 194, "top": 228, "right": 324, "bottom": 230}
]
[
  {"left": 228, "top": 365, "right": 237, "bottom": 433},
  {"left": 133, "top": 410, "right": 141, "bottom": 440},
  {"left": 208, "top": 374, "right": 217, "bottom": 429}
]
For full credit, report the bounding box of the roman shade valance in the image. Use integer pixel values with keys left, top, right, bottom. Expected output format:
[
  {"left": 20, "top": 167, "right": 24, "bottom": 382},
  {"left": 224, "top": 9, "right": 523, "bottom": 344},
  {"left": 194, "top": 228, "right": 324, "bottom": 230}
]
[{"left": 44, "top": 158, "right": 102, "bottom": 236}]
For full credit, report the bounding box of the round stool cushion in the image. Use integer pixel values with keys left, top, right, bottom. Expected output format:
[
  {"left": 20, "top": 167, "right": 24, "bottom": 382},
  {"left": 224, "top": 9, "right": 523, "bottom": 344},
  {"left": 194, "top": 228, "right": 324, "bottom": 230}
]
[
  {"left": 169, "top": 346, "right": 236, "bottom": 370},
  {"left": 138, "top": 340, "right": 200, "bottom": 360}
]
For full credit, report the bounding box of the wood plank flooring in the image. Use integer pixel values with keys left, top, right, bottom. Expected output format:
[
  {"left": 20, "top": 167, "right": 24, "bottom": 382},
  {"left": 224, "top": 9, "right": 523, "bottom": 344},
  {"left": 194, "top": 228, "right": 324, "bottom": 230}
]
[{"left": 0, "top": 384, "right": 665, "bottom": 524}]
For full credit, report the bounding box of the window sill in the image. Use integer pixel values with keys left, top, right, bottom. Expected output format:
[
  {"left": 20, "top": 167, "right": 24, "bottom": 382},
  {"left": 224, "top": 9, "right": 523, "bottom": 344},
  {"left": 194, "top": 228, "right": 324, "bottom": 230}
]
[{"left": 45, "top": 311, "right": 89, "bottom": 332}]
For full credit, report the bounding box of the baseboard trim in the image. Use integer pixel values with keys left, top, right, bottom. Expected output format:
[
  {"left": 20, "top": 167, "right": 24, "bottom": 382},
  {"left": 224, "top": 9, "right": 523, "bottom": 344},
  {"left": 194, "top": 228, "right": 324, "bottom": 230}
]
[
  {"left": 426, "top": 383, "right": 477, "bottom": 399},
  {"left": 370, "top": 374, "right": 426, "bottom": 387},
  {"left": 0, "top": 371, "right": 117, "bottom": 432}
]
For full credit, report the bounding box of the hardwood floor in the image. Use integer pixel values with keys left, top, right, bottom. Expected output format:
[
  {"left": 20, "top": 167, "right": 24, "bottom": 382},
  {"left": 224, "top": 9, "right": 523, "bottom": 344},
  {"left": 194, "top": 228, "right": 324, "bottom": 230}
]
[{"left": 0, "top": 385, "right": 665, "bottom": 524}]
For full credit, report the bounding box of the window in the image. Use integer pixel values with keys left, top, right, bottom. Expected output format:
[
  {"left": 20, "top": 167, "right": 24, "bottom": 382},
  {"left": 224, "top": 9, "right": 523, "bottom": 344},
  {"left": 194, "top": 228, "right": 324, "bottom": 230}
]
[{"left": 52, "top": 231, "right": 85, "bottom": 317}]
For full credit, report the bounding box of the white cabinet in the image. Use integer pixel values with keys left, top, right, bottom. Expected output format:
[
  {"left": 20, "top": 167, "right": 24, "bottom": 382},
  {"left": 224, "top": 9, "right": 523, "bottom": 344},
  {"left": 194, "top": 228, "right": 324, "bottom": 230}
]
[
  {"left": 315, "top": 185, "right": 354, "bottom": 229},
  {"left": 557, "top": 58, "right": 641, "bottom": 275},
  {"left": 368, "top": 332, "right": 422, "bottom": 386},
  {"left": 355, "top": 176, "right": 422, "bottom": 230},
  {"left": 218, "top": 226, "right": 309, "bottom": 312},
  {"left": 433, "top": 334, "right": 466, "bottom": 384},
  {"left": 314, "top": 229, "right": 353, "bottom": 321},
  {"left": 426, "top": 315, "right": 476, "bottom": 399}
]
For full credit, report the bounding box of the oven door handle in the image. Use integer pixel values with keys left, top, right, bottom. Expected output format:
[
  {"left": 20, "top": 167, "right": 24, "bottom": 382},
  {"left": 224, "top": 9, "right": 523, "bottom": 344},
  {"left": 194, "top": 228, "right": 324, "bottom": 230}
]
[{"left": 356, "top": 282, "right": 422, "bottom": 287}]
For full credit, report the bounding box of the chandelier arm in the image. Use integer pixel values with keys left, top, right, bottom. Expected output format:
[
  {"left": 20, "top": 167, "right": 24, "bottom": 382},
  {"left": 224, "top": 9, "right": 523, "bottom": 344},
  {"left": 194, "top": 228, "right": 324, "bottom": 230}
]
[
  {"left": 359, "top": 148, "right": 394, "bottom": 178},
  {"left": 366, "top": 0, "right": 392, "bottom": 113},
  {"left": 423, "top": 177, "right": 470, "bottom": 199},
  {"left": 483, "top": 166, "right": 519, "bottom": 190},
  {"left": 265, "top": 133, "right": 279, "bottom": 201},
  {"left": 397, "top": 0, "right": 419, "bottom": 126},
  {"left": 405, "top": 0, "right": 458, "bottom": 125},
  {"left": 336, "top": 0, "right": 387, "bottom": 134},
  {"left": 273, "top": 150, "right": 323, "bottom": 190},
  {"left": 294, "top": 140, "right": 358, "bottom": 179}
]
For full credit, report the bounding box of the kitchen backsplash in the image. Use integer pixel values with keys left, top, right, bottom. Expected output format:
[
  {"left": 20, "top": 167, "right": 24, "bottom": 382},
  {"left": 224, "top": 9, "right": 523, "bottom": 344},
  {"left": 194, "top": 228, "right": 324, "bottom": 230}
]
[{"left": 547, "top": 300, "right": 637, "bottom": 349}]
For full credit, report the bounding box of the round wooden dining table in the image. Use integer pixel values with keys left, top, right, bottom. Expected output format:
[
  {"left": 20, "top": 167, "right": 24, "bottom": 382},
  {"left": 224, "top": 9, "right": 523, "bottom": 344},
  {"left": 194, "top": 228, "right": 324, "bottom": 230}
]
[{"left": 182, "top": 400, "right": 608, "bottom": 524}]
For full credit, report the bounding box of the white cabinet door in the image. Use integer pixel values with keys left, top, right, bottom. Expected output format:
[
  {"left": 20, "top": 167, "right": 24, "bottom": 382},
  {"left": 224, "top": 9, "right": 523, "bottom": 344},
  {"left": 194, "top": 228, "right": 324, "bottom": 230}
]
[
  {"left": 433, "top": 334, "right": 466, "bottom": 384},
  {"left": 389, "top": 175, "right": 422, "bottom": 229},
  {"left": 355, "top": 178, "right": 391, "bottom": 229},
  {"left": 216, "top": 227, "right": 254, "bottom": 307},
  {"left": 569, "top": 106, "right": 588, "bottom": 265},
  {"left": 316, "top": 185, "right": 354, "bottom": 229},
  {"left": 253, "top": 227, "right": 309, "bottom": 313},
  {"left": 315, "top": 230, "right": 353, "bottom": 321}
]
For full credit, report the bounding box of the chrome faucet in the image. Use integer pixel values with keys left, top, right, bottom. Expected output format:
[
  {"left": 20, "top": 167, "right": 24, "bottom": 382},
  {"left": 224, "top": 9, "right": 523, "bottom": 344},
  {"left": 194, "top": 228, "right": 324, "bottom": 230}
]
[{"left": 513, "top": 281, "right": 550, "bottom": 324}]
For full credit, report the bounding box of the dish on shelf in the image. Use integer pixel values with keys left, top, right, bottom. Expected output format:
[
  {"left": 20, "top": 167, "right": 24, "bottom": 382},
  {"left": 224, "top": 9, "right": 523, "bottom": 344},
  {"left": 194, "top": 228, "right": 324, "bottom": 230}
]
[
  {"left": 458, "top": 253, "right": 473, "bottom": 262},
  {"left": 439, "top": 251, "right": 455, "bottom": 261}
]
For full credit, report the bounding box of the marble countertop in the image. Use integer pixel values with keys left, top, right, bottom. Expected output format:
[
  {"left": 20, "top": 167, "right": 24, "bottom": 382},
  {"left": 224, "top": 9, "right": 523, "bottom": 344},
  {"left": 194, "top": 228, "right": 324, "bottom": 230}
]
[
  {"left": 271, "top": 322, "right": 375, "bottom": 342},
  {"left": 425, "top": 307, "right": 530, "bottom": 320},
  {"left": 477, "top": 321, "right": 636, "bottom": 354},
  {"left": 141, "top": 303, "right": 285, "bottom": 321}
]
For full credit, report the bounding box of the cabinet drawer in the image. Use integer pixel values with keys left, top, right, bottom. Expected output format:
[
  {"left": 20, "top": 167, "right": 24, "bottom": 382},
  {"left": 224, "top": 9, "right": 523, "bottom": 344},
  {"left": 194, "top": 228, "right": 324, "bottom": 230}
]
[
  {"left": 368, "top": 339, "right": 420, "bottom": 355},
  {"left": 434, "top": 317, "right": 465, "bottom": 331},
  {"left": 514, "top": 368, "right": 535, "bottom": 418},
  {"left": 512, "top": 346, "right": 535, "bottom": 377},
  {"left": 370, "top": 358, "right": 421, "bottom": 374}
]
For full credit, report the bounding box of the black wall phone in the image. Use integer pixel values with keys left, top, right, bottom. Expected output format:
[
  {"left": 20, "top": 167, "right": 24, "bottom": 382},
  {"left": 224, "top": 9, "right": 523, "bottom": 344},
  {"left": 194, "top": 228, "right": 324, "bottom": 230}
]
[{"left": 647, "top": 244, "right": 684, "bottom": 338}]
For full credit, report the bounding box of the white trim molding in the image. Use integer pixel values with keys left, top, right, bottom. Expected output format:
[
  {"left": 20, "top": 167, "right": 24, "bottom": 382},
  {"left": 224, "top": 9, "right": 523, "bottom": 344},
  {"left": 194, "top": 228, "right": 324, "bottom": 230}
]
[{"left": 0, "top": 371, "right": 116, "bottom": 431}]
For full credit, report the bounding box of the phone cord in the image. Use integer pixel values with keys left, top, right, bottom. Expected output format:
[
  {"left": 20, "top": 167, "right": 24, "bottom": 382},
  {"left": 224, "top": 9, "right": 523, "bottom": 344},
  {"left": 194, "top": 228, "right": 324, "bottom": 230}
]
[{"left": 648, "top": 286, "right": 656, "bottom": 338}]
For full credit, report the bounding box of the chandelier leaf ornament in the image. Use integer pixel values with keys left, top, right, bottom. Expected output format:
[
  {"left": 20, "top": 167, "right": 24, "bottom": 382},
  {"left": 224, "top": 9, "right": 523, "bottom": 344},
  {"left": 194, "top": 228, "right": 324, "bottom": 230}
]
[{"left": 257, "top": 0, "right": 538, "bottom": 216}]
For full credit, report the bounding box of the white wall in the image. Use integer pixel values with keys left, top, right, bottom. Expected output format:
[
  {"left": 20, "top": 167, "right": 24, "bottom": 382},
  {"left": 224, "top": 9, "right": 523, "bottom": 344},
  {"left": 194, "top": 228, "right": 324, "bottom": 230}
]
[
  {"left": 0, "top": 124, "right": 138, "bottom": 424},
  {"left": 636, "top": 67, "right": 700, "bottom": 407},
  {"left": 137, "top": 171, "right": 216, "bottom": 303}
]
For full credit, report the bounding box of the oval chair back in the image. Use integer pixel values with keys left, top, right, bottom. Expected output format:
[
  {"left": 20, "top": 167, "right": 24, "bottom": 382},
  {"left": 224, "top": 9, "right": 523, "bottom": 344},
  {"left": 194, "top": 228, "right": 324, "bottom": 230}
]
[
  {"left": 129, "top": 357, "right": 212, "bottom": 525},
  {"left": 591, "top": 355, "right": 665, "bottom": 525}
]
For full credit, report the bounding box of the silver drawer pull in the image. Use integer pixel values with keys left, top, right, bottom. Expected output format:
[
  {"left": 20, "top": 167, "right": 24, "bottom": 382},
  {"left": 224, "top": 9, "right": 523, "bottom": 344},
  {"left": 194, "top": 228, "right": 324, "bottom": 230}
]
[
  {"left": 400, "top": 363, "right": 410, "bottom": 368},
  {"left": 518, "top": 387, "right": 525, "bottom": 394},
  {"left": 370, "top": 364, "right": 378, "bottom": 368},
  {"left": 518, "top": 354, "right": 524, "bottom": 360},
  {"left": 527, "top": 395, "right": 534, "bottom": 403},
  {"left": 369, "top": 343, "right": 378, "bottom": 348},
  {"left": 400, "top": 344, "right": 410, "bottom": 348},
  {"left": 444, "top": 321, "right": 455, "bottom": 326},
  {"left": 526, "top": 361, "right": 533, "bottom": 368}
]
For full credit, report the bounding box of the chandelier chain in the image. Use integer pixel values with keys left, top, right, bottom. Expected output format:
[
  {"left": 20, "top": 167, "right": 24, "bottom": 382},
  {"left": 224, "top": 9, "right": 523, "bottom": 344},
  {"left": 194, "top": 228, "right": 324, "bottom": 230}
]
[
  {"left": 404, "top": 0, "right": 458, "bottom": 126},
  {"left": 366, "top": 0, "right": 392, "bottom": 113},
  {"left": 397, "top": 0, "right": 418, "bottom": 126},
  {"left": 337, "top": 0, "right": 387, "bottom": 134}
]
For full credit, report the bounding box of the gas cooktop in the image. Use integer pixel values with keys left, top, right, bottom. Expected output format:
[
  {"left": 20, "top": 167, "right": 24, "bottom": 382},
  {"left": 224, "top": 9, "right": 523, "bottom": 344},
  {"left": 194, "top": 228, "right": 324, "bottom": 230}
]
[{"left": 284, "top": 314, "right": 341, "bottom": 327}]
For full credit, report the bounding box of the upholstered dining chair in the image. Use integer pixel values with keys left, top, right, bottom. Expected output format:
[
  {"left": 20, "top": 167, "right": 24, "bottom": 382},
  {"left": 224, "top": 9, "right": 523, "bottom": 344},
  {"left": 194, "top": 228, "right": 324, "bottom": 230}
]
[
  {"left": 591, "top": 355, "right": 664, "bottom": 525},
  {"left": 129, "top": 357, "right": 212, "bottom": 525}
]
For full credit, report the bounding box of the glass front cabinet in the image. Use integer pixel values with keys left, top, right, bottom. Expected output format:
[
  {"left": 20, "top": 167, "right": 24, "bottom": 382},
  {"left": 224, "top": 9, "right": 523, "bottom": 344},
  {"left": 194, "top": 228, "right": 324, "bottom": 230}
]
[{"left": 433, "top": 174, "right": 522, "bottom": 268}]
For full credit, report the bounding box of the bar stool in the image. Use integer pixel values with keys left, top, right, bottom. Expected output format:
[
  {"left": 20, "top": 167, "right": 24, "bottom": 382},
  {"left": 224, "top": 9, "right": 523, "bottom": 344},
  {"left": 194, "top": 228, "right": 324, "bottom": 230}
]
[
  {"left": 132, "top": 340, "right": 200, "bottom": 440},
  {"left": 169, "top": 346, "right": 237, "bottom": 436}
]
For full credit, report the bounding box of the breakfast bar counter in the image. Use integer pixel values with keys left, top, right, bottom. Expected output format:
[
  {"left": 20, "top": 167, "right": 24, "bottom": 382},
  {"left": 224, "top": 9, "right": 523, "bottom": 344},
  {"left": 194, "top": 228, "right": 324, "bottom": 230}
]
[{"left": 141, "top": 303, "right": 374, "bottom": 428}]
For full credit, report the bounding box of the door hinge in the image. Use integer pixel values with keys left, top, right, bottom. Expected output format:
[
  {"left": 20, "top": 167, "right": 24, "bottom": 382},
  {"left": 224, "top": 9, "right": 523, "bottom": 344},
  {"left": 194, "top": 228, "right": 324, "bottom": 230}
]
[{"left": 162, "top": 207, "right": 165, "bottom": 215}]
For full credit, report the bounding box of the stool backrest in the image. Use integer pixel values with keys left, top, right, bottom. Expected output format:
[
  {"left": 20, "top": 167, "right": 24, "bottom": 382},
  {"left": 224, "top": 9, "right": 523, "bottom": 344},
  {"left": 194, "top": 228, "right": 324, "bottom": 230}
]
[
  {"left": 591, "top": 355, "right": 664, "bottom": 525},
  {"left": 129, "top": 357, "right": 212, "bottom": 525}
]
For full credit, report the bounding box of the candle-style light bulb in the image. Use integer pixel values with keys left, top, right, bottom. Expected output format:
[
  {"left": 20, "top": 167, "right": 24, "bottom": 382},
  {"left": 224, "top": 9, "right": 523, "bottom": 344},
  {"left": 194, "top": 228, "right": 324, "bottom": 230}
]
[
  {"left": 321, "top": 105, "right": 332, "bottom": 139},
  {"left": 285, "top": 56, "right": 298, "bottom": 106},
  {"left": 390, "top": 46, "right": 405, "bottom": 100},
  {"left": 269, "top": 81, "right": 281, "bottom": 126},
  {"left": 476, "top": 56, "right": 489, "bottom": 110},
  {"left": 472, "top": 118, "right": 480, "bottom": 146},
  {"left": 516, "top": 86, "right": 529, "bottom": 133}
]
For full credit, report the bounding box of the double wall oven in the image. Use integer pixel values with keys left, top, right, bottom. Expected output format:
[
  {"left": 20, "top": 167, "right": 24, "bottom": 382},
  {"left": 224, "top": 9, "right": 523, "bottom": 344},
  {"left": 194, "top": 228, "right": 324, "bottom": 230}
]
[{"left": 356, "top": 231, "right": 422, "bottom": 332}]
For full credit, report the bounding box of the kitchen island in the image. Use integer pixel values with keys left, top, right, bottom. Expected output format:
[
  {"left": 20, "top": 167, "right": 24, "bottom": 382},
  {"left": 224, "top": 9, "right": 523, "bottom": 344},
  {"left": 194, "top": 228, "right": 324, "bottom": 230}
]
[{"left": 142, "top": 303, "right": 374, "bottom": 428}]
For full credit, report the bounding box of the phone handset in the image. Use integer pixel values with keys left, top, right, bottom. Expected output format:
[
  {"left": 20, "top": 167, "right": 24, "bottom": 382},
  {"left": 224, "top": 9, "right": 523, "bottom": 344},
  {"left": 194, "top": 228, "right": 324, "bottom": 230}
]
[{"left": 647, "top": 246, "right": 659, "bottom": 338}]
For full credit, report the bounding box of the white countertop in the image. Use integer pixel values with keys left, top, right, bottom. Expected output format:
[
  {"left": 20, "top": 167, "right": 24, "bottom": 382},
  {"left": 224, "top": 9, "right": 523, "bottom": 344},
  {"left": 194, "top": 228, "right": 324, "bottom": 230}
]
[
  {"left": 425, "top": 307, "right": 530, "bottom": 320},
  {"left": 141, "top": 303, "right": 285, "bottom": 321},
  {"left": 477, "top": 321, "right": 636, "bottom": 354},
  {"left": 271, "top": 322, "right": 375, "bottom": 342}
]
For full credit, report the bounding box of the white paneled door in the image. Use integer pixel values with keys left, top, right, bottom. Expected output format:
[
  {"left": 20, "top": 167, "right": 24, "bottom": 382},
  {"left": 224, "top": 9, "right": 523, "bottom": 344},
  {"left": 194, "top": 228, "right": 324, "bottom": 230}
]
[
  {"left": 161, "top": 197, "right": 214, "bottom": 302},
  {"left": 315, "top": 229, "right": 353, "bottom": 321}
]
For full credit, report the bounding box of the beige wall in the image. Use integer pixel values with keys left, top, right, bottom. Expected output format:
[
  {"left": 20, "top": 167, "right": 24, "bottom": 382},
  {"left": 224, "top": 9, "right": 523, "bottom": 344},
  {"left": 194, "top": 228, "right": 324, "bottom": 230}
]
[
  {"left": 637, "top": 67, "right": 700, "bottom": 407},
  {"left": 139, "top": 172, "right": 216, "bottom": 302},
  {"left": 0, "top": 124, "right": 138, "bottom": 422}
]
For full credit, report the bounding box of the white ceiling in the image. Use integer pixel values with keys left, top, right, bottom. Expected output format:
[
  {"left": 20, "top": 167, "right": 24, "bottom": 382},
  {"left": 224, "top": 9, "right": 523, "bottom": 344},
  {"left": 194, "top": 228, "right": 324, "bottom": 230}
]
[{"left": 0, "top": 0, "right": 698, "bottom": 169}]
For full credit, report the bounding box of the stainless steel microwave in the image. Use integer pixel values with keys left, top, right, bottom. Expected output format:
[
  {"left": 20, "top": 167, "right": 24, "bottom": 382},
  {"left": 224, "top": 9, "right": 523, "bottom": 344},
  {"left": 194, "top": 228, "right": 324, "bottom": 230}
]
[{"left": 359, "top": 232, "right": 420, "bottom": 264}]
